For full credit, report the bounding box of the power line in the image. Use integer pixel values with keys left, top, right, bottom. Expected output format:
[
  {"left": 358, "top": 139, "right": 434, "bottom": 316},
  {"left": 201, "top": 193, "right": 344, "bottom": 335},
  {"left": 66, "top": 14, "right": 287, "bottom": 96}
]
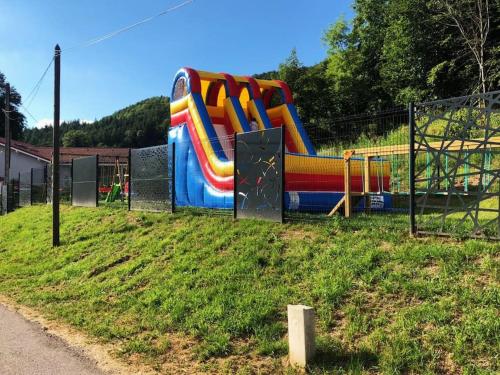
[
  {"left": 23, "top": 57, "right": 54, "bottom": 109},
  {"left": 20, "top": 104, "right": 39, "bottom": 125},
  {"left": 64, "top": 0, "right": 194, "bottom": 51}
]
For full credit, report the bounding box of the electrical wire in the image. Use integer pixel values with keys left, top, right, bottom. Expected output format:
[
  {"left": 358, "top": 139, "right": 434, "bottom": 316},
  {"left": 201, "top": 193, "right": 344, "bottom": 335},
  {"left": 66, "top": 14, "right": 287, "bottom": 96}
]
[
  {"left": 5, "top": 0, "right": 194, "bottom": 128},
  {"left": 20, "top": 104, "right": 39, "bottom": 124},
  {"left": 64, "top": 0, "right": 194, "bottom": 51},
  {"left": 23, "top": 57, "right": 54, "bottom": 109}
]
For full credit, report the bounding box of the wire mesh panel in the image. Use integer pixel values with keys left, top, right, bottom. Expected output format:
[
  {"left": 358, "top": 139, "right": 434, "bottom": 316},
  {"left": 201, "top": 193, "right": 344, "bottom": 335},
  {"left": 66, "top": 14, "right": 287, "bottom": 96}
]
[
  {"left": 413, "top": 91, "right": 500, "bottom": 239},
  {"left": 285, "top": 108, "right": 410, "bottom": 221},
  {"left": 19, "top": 171, "right": 32, "bottom": 207},
  {"left": 130, "top": 144, "right": 173, "bottom": 212},
  {"left": 72, "top": 156, "right": 98, "bottom": 207},
  {"left": 46, "top": 164, "right": 52, "bottom": 204},
  {"left": 235, "top": 128, "right": 284, "bottom": 222},
  {"left": 0, "top": 183, "right": 7, "bottom": 214},
  {"left": 31, "top": 167, "right": 47, "bottom": 204}
]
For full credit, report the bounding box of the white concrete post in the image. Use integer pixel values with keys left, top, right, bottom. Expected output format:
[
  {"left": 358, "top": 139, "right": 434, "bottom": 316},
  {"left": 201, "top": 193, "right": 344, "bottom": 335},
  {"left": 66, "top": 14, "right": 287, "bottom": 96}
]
[{"left": 287, "top": 304, "right": 315, "bottom": 367}]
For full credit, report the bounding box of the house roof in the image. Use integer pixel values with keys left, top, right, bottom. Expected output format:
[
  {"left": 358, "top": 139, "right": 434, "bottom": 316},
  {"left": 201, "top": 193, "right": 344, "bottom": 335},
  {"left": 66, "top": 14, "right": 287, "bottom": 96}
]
[
  {"left": 0, "top": 137, "right": 51, "bottom": 162},
  {"left": 0, "top": 138, "right": 129, "bottom": 165}
]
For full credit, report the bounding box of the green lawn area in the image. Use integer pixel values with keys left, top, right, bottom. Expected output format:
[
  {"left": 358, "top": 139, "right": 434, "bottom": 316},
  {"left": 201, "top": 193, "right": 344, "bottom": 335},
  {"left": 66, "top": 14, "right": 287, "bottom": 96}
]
[{"left": 0, "top": 205, "right": 498, "bottom": 374}]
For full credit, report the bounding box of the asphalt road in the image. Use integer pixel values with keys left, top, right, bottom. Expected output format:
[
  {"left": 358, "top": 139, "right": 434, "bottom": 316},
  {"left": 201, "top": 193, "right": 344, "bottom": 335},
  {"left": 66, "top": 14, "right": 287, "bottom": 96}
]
[{"left": 0, "top": 304, "right": 104, "bottom": 375}]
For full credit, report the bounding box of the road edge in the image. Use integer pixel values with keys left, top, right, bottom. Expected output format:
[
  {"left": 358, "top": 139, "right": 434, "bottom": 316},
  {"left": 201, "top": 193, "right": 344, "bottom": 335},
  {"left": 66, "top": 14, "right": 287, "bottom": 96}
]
[{"left": 0, "top": 295, "right": 158, "bottom": 375}]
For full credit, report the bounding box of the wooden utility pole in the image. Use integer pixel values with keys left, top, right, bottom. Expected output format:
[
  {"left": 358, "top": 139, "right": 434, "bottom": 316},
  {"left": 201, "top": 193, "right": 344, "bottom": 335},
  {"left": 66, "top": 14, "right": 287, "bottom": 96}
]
[
  {"left": 52, "top": 45, "right": 61, "bottom": 246},
  {"left": 4, "top": 83, "right": 11, "bottom": 213}
]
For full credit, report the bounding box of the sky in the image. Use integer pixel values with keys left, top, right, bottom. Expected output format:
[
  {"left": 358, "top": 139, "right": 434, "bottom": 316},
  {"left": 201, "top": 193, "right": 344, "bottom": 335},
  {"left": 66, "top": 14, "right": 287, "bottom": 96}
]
[{"left": 0, "top": 0, "right": 353, "bottom": 128}]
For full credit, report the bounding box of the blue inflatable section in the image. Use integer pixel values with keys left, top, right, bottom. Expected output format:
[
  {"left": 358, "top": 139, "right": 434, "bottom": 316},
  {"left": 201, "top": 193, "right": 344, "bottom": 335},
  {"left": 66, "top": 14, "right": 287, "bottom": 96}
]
[
  {"left": 285, "top": 192, "right": 393, "bottom": 213},
  {"left": 169, "top": 125, "right": 233, "bottom": 209},
  {"left": 169, "top": 125, "right": 393, "bottom": 212}
]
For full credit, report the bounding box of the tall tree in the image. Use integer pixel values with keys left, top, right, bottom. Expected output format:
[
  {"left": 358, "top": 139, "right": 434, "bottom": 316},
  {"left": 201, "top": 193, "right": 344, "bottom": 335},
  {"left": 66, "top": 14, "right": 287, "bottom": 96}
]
[
  {"left": 433, "top": 0, "right": 499, "bottom": 94},
  {"left": 0, "top": 72, "right": 26, "bottom": 139}
]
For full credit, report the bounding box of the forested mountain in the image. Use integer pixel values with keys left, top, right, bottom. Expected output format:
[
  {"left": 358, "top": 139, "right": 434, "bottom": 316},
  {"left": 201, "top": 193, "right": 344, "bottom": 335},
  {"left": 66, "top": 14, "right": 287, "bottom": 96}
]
[
  {"left": 23, "top": 96, "right": 170, "bottom": 147},
  {"left": 11, "top": 0, "right": 500, "bottom": 148}
]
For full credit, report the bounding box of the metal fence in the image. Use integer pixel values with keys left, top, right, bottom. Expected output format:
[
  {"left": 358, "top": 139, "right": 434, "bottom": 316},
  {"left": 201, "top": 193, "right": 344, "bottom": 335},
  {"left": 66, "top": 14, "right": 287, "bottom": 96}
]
[
  {"left": 412, "top": 91, "right": 500, "bottom": 239},
  {"left": 32, "top": 167, "right": 48, "bottom": 204},
  {"left": 19, "top": 171, "right": 32, "bottom": 207},
  {"left": 129, "top": 144, "right": 174, "bottom": 212},
  {"left": 71, "top": 156, "right": 99, "bottom": 207}
]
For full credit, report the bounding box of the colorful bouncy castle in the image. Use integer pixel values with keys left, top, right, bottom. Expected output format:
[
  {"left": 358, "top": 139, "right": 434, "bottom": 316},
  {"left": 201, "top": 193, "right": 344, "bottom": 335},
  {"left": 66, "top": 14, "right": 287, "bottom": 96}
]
[{"left": 169, "top": 68, "right": 391, "bottom": 212}]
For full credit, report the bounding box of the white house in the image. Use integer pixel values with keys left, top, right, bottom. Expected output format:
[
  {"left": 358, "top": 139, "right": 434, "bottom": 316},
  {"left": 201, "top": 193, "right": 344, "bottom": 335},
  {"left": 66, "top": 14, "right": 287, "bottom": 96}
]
[{"left": 0, "top": 137, "right": 51, "bottom": 183}]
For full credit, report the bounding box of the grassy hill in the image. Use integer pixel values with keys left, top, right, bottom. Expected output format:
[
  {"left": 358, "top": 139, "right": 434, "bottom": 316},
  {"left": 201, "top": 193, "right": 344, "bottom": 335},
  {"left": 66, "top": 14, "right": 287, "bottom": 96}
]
[{"left": 0, "top": 205, "right": 498, "bottom": 374}]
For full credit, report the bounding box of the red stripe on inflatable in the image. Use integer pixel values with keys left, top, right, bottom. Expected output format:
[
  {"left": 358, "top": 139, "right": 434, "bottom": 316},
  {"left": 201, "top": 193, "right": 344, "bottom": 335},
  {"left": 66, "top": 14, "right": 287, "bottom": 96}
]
[
  {"left": 184, "top": 67, "right": 201, "bottom": 93},
  {"left": 207, "top": 81, "right": 222, "bottom": 106},
  {"left": 185, "top": 111, "right": 233, "bottom": 191},
  {"left": 210, "top": 116, "right": 226, "bottom": 125},
  {"left": 285, "top": 174, "right": 390, "bottom": 192},
  {"left": 220, "top": 73, "right": 239, "bottom": 97},
  {"left": 245, "top": 77, "right": 262, "bottom": 100},
  {"left": 275, "top": 80, "right": 294, "bottom": 104},
  {"left": 171, "top": 110, "right": 188, "bottom": 127}
]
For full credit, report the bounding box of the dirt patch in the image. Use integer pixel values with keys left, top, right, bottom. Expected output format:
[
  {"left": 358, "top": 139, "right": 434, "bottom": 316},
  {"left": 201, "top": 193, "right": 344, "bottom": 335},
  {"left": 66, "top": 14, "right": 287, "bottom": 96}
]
[{"left": 280, "top": 228, "right": 319, "bottom": 241}]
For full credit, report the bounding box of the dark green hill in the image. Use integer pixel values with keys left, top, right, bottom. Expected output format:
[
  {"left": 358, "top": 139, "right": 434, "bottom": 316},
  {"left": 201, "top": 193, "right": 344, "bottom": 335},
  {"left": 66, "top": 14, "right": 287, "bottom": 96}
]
[{"left": 23, "top": 96, "right": 170, "bottom": 148}]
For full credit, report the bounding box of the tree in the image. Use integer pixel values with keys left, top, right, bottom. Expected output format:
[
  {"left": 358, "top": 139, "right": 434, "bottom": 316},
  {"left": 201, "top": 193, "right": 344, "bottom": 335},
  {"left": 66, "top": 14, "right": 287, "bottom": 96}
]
[
  {"left": 433, "top": 0, "right": 496, "bottom": 95},
  {"left": 0, "top": 71, "right": 26, "bottom": 140},
  {"left": 62, "top": 129, "right": 91, "bottom": 147}
]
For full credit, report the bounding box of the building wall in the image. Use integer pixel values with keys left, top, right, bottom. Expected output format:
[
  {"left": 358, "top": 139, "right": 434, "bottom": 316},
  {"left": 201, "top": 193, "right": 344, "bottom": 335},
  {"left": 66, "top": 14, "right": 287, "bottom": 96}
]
[{"left": 0, "top": 145, "right": 48, "bottom": 182}]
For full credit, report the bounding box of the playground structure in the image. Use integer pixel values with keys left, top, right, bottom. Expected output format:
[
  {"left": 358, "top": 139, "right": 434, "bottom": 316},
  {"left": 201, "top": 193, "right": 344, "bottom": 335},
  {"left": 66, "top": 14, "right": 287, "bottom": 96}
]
[
  {"left": 98, "top": 157, "right": 129, "bottom": 202},
  {"left": 168, "top": 68, "right": 392, "bottom": 213}
]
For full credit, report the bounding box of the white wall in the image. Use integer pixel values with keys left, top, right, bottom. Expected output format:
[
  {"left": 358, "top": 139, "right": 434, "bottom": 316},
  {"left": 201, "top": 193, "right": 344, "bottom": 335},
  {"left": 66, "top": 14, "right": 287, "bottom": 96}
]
[{"left": 0, "top": 145, "right": 48, "bottom": 181}]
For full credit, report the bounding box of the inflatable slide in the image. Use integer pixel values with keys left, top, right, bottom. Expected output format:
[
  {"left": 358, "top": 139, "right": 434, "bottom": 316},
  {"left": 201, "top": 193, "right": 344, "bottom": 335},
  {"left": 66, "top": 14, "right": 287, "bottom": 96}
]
[{"left": 168, "top": 68, "right": 391, "bottom": 212}]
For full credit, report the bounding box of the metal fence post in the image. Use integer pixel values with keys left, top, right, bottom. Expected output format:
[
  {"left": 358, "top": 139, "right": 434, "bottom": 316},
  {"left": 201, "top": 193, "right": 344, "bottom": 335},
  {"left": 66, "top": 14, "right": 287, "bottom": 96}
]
[
  {"left": 128, "top": 148, "right": 131, "bottom": 211},
  {"left": 30, "top": 168, "right": 33, "bottom": 205},
  {"left": 409, "top": 102, "right": 416, "bottom": 236},
  {"left": 70, "top": 159, "right": 73, "bottom": 206},
  {"left": 233, "top": 133, "right": 237, "bottom": 220},
  {"left": 96, "top": 155, "right": 99, "bottom": 207},
  {"left": 171, "top": 142, "right": 176, "bottom": 213},
  {"left": 281, "top": 125, "right": 285, "bottom": 224}
]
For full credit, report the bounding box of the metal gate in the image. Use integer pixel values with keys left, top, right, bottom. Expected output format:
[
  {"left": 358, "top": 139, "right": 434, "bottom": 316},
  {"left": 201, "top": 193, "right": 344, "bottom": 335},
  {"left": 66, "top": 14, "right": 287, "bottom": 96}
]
[
  {"left": 411, "top": 91, "right": 500, "bottom": 239},
  {"left": 71, "top": 156, "right": 99, "bottom": 207},
  {"left": 129, "top": 144, "right": 174, "bottom": 212},
  {"left": 19, "top": 171, "right": 32, "bottom": 207}
]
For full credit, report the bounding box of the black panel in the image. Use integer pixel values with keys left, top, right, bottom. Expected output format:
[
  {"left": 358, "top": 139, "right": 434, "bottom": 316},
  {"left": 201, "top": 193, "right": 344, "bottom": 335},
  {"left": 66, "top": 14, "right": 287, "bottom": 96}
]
[
  {"left": 31, "top": 167, "right": 47, "bottom": 204},
  {"left": 72, "top": 156, "right": 98, "bottom": 207},
  {"left": 19, "top": 171, "right": 32, "bottom": 207},
  {"left": 413, "top": 91, "right": 500, "bottom": 239},
  {"left": 235, "top": 128, "right": 283, "bottom": 222},
  {"left": 130, "top": 144, "right": 173, "bottom": 212}
]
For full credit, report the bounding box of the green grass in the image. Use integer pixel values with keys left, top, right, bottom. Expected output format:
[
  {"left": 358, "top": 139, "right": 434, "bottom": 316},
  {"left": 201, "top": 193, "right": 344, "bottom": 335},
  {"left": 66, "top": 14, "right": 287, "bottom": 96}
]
[{"left": 0, "top": 205, "right": 498, "bottom": 374}]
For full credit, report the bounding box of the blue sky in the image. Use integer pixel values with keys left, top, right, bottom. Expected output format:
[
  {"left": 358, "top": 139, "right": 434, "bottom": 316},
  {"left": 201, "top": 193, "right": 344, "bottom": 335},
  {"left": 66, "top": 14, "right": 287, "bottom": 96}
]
[{"left": 0, "top": 0, "right": 353, "bottom": 128}]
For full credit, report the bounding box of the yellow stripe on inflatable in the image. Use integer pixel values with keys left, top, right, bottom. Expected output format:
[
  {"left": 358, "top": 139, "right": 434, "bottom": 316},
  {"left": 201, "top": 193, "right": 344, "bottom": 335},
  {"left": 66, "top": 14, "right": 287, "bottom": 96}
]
[
  {"left": 206, "top": 105, "right": 224, "bottom": 119},
  {"left": 187, "top": 95, "right": 233, "bottom": 177},
  {"left": 285, "top": 154, "right": 390, "bottom": 176},
  {"left": 266, "top": 106, "right": 282, "bottom": 118},
  {"left": 247, "top": 101, "right": 266, "bottom": 130},
  {"left": 170, "top": 96, "right": 189, "bottom": 114},
  {"left": 224, "top": 98, "right": 245, "bottom": 133},
  {"left": 281, "top": 106, "right": 309, "bottom": 155}
]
